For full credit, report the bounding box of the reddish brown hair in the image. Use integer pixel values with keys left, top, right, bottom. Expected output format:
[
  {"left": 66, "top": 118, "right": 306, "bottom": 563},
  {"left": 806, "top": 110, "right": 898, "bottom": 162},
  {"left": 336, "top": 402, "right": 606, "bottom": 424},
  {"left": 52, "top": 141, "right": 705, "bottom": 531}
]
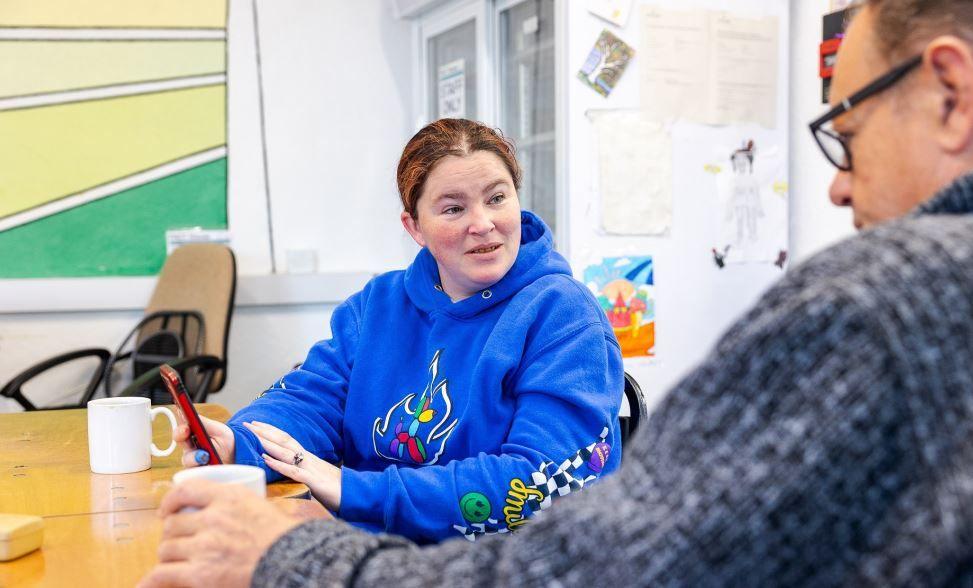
[{"left": 397, "top": 118, "right": 522, "bottom": 219}]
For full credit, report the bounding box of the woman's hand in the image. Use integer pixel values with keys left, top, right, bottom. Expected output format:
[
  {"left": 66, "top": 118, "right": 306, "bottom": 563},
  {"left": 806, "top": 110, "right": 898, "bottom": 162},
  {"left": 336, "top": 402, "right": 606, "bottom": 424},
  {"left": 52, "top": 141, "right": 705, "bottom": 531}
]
[
  {"left": 176, "top": 414, "right": 235, "bottom": 467},
  {"left": 137, "top": 480, "right": 315, "bottom": 588},
  {"left": 244, "top": 421, "right": 342, "bottom": 511}
]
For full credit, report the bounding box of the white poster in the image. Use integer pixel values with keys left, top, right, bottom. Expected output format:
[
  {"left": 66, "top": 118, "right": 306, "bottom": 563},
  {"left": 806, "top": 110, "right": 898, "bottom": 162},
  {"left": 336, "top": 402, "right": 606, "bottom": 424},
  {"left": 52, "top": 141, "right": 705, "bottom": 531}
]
[
  {"left": 640, "top": 7, "right": 779, "bottom": 128},
  {"left": 438, "top": 59, "right": 465, "bottom": 118},
  {"left": 589, "top": 110, "right": 672, "bottom": 235}
]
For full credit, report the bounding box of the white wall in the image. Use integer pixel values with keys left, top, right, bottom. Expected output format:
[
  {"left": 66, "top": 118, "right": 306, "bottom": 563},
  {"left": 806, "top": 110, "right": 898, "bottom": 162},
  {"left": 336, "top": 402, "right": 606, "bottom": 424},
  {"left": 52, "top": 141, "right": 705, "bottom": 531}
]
[
  {"left": 555, "top": 0, "right": 856, "bottom": 412},
  {"left": 251, "top": 0, "right": 419, "bottom": 274},
  {"left": 1, "top": 0, "right": 859, "bottom": 415},
  {"left": 0, "top": 305, "right": 334, "bottom": 413},
  {"left": 1, "top": 2, "right": 415, "bottom": 413},
  {"left": 563, "top": 0, "right": 791, "bottom": 412}
]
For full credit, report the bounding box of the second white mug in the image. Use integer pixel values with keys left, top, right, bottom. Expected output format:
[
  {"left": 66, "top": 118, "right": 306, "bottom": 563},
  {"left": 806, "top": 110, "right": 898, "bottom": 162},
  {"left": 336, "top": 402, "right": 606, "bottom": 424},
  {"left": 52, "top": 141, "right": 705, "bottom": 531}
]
[{"left": 172, "top": 464, "right": 267, "bottom": 497}]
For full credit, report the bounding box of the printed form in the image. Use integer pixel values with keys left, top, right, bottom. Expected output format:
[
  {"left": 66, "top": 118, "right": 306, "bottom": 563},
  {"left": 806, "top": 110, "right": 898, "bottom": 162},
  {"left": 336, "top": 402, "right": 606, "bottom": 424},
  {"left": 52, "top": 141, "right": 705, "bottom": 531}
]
[{"left": 640, "top": 7, "right": 778, "bottom": 128}]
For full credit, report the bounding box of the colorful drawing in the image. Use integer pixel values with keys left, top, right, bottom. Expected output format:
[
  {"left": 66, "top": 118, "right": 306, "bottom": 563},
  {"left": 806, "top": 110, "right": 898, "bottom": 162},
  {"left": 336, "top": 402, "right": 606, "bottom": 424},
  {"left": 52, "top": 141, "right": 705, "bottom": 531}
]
[
  {"left": 584, "top": 257, "right": 655, "bottom": 358},
  {"left": 0, "top": 2, "right": 229, "bottom": 278},
  {"left": 577, "top": 29, "right": 634, "bottom": 97},
  {"left": 372, "top": 349, "right": 459, "bottom": 465}
]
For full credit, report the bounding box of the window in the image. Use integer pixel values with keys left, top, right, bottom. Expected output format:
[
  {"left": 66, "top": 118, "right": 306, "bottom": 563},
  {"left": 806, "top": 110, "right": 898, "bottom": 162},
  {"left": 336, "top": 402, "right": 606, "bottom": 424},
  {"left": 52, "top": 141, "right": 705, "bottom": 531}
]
[
  {"left": 498, "top": 0, "right": 555, "bottom": 234},
  {"left": 427, "top": 19, "right": 478, "bottom": 120},
  {"left": 416, "top": 0, "right": 559, "bottom": 238}
]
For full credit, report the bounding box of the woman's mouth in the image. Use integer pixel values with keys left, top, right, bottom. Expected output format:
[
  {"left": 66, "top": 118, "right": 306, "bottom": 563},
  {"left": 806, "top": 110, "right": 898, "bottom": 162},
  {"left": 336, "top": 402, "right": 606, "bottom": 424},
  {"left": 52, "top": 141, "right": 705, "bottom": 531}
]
[{"left": 467, "top": 244, "right": 502, "bottom": 255}]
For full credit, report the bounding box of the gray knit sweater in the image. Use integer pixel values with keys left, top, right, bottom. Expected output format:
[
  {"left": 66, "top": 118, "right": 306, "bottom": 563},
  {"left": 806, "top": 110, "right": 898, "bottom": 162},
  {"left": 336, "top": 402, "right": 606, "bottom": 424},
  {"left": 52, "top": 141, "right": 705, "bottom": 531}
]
[{"left": 253, "top": 175, "right": 973, "bottom": 587}]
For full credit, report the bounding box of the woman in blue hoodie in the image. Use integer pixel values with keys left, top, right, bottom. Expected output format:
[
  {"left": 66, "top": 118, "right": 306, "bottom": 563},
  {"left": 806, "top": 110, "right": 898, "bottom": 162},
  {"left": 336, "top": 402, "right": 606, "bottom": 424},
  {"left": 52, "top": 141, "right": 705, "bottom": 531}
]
[{"left": 180, "top": 119, "right": 624, "bottom": 544}]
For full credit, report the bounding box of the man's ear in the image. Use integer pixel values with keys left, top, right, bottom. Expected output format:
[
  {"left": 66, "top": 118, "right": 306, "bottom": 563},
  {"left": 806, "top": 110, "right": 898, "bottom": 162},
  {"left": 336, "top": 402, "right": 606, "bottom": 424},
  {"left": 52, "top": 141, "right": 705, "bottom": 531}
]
[
  {"left": 927, "top": 37, "right": 973, "bottom": 153},
  {"left": 401, "top": 211, "right": 426, "bottom": 248}
]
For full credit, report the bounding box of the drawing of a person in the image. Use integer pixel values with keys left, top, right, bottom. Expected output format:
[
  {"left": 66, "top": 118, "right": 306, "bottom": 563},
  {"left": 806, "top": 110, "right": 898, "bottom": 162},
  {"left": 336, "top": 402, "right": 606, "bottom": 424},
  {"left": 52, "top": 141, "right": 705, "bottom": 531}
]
[{"left": 728, "top": 140, "right": 763, "bottom": 243}]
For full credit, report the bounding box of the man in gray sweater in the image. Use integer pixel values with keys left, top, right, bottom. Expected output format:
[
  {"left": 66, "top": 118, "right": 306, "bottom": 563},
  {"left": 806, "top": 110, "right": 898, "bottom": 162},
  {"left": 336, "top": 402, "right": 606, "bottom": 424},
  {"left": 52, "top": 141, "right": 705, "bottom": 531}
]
[{"left": 139, "top": 1, "right": 973, "bottom": 586}]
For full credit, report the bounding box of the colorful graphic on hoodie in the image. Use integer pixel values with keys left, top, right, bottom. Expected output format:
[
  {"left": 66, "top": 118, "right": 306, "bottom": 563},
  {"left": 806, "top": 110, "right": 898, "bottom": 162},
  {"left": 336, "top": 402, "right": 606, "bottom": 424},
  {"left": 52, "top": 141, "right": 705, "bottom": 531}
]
[{"left": 372, "top": 349, "right": 458, "bottom": 465}]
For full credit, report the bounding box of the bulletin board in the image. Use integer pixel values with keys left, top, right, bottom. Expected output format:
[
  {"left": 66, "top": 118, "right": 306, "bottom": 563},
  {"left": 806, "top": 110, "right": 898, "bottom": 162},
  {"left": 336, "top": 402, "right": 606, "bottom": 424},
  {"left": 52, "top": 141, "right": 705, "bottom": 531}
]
[
  {"left": 565, "top": 0, "right": 790, "bottom": 409},
  {"left": 0, "top": 0, "right": 232, "bottom": 278}
]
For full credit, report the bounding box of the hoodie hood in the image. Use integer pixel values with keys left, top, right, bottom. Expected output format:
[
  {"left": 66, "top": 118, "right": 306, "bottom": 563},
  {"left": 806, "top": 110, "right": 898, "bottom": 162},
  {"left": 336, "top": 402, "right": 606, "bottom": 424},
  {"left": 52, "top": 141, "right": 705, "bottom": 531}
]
[{"left": 404, "top": 210, "right": 570, "bottom": 319}]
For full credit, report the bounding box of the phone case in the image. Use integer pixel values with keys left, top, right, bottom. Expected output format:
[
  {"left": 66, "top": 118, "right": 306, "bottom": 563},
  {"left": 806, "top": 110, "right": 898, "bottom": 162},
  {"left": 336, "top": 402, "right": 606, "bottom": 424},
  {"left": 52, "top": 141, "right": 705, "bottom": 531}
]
[{"left": 159, "top": 364, "right": 223, "bottom": 465}]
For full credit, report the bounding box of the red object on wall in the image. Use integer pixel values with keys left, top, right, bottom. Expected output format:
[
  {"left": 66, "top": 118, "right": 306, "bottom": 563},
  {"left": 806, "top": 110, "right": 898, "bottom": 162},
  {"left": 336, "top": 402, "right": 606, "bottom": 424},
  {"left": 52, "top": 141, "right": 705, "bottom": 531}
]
[{"left": 820, "top": 37, "right": 842, "bottom": 79}]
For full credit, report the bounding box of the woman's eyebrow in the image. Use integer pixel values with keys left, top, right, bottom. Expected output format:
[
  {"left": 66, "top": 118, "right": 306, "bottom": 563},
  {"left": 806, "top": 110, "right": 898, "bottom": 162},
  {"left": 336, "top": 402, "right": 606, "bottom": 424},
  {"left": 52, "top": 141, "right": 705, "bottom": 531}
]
[
  {"left": 432, "top": 191, "right": 467, "bottom": 203},
  {"left": 481, "top": 179, "right": 509, "bottom": 194}
]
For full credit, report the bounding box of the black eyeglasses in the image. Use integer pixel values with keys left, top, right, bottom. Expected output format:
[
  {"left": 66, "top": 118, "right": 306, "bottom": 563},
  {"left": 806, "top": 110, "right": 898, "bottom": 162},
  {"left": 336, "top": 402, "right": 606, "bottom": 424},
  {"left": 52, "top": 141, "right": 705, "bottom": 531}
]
[{"left": 809, "top": 54, "right": 922, "bottom": 171}]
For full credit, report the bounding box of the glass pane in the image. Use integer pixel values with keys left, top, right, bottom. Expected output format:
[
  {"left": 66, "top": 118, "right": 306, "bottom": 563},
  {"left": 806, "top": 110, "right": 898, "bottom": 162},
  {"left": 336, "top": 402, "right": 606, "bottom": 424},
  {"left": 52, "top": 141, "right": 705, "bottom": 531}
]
[
  {"left": 427, "top": 19, "right": 477, "bottom": 120},
  {"left": 499, "top": 0, "right": 556, "bottom": 235}
]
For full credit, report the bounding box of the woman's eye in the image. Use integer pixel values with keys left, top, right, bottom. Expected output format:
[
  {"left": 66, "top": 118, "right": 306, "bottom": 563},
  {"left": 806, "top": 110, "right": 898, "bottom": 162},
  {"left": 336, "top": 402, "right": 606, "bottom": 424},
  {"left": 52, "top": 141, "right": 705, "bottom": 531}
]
[
  {"left": 489, "top": 193, "right": 505, "bottom": 204},
  {"left": 443, "top": 206, "right": 462, "bottom": 215}
]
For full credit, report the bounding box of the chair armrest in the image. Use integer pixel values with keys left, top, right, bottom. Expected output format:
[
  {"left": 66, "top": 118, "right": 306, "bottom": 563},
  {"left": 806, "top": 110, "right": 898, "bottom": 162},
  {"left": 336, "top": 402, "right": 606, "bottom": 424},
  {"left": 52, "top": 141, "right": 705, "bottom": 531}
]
[
  {"left": 118, "top": 355, "right": 225, "bottom": 402},
  {"left": 0, "top": 348, "right": 111, "bottom": 411}
]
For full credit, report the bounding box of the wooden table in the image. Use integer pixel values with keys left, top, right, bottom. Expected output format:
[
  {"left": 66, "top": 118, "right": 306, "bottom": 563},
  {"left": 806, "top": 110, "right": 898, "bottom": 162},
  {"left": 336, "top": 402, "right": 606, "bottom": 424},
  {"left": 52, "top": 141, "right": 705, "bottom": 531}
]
[{"left": 0, "top": 405, "right": 309, "bottom": 586}]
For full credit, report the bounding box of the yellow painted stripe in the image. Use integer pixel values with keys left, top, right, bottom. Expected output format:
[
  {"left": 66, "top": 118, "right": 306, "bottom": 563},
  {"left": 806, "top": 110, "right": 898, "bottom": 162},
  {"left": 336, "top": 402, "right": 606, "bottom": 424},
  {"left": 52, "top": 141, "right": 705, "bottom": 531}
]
[
  {"left": 0, "top": 85, "right": 226, "bottom": 219},
  {"left": 0, "top": 0, "right": 226, "bottom": 29},
  {"left": 0, "top": 41, "right": 225, "bottom": 99}
]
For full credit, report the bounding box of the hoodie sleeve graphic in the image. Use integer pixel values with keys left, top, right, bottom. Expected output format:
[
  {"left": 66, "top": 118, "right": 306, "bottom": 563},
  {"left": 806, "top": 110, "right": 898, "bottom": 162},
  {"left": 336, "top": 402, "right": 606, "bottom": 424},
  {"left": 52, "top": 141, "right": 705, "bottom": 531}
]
[{"left": 452, "top": 426, "right": 611, "bottom": 541}]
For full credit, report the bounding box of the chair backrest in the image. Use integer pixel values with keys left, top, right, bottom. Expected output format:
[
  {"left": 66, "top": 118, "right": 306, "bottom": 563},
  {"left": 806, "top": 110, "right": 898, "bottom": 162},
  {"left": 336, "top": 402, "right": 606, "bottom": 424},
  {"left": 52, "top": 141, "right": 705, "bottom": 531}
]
[
  {"left": 142, "top": 243, "right": 236, "bottom": 393},
  {"left": 619, "top": 372, "right": 647, "bottom": 448}
]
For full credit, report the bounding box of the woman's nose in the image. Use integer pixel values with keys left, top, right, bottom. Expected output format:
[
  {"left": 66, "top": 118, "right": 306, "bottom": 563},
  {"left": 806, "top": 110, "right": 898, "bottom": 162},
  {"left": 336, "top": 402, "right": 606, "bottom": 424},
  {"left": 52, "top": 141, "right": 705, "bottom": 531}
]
[{"left": 467, "top": 206, "right": 496, "bottom": 234}]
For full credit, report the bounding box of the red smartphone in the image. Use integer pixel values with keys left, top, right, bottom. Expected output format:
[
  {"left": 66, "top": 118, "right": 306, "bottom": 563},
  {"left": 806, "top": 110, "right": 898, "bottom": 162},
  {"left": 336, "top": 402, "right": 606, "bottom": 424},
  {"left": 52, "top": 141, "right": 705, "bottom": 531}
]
[{"left": 159, "top": 364, "right": 223, "bottom": 465}]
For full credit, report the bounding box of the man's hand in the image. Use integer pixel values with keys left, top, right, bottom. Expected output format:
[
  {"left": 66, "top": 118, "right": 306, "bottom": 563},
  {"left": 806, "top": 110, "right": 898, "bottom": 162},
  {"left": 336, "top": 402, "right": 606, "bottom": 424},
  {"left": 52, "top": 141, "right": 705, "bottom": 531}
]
[{"left": 137, "top": 480, "right": 310, "bottom": 588}]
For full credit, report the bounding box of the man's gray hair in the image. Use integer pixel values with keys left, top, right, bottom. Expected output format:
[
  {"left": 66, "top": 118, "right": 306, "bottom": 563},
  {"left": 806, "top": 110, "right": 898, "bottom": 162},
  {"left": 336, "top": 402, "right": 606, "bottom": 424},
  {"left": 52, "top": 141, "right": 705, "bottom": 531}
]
[{"left": 867, "top": 0, "right": 973, "bottom": 60}]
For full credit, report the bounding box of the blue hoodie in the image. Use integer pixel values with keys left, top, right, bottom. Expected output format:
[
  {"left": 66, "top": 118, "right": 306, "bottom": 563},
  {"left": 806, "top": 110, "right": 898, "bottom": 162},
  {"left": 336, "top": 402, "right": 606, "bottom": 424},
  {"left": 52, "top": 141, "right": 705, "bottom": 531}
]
[{"left": 228, "top": 211, "right": 623, "bottom": 543}]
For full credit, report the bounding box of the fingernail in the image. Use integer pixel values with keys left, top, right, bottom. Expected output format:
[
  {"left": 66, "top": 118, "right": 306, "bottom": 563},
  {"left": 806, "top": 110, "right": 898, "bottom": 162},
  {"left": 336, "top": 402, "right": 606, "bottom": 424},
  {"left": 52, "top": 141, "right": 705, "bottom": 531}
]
[{"left": 194, "top": 450, "right": 210, "bottom": 465}]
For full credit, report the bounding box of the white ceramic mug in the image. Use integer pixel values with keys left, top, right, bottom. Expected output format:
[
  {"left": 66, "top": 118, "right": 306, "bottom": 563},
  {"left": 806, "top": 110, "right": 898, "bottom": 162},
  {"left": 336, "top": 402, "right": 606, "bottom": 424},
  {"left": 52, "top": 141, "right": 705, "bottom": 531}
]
[
  {"left": 172, "top": 464, "right": 267, "bottom": 497},
  {"left": 87, "top": 397, "right": 177, "bottom": 474}
]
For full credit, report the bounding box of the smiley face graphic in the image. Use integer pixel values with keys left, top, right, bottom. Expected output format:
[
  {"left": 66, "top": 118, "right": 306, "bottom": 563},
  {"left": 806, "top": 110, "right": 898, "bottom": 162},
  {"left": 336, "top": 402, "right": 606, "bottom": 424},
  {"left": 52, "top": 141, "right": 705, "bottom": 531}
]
[{"left": 459, "top": 492, "right": 491, "bottom": 523}]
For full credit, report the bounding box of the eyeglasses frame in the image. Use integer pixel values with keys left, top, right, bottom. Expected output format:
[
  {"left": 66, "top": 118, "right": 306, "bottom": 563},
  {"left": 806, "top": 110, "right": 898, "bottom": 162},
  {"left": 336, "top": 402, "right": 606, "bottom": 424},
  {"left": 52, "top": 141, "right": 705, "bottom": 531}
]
[{"left": 809, "top": 53, "right": 923, "bottom": 171}]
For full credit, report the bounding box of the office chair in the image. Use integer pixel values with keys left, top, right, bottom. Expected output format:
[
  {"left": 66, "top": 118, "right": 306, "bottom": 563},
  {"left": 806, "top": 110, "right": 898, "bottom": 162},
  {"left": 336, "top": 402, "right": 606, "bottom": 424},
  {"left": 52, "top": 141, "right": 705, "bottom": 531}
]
[
  {"left": 1, "top": 244, "right": 236, "bottom": 410},
  {"left": 619, "top": 372, "right": 647, "bottom": 448}
]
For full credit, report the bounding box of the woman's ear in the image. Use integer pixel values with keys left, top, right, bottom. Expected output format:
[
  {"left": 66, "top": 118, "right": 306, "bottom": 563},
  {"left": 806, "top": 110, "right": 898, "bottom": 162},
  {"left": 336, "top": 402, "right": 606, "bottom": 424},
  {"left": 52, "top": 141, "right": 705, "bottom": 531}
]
[{"left": 401, "top": 211, "right": 426, "bottom": 248}]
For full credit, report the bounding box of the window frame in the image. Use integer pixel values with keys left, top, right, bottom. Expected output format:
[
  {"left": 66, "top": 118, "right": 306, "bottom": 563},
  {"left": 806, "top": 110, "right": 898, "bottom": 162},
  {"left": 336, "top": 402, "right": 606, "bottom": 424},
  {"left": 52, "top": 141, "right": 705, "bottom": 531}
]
[
  {"left": 413, "top": 0, "right": 565, "bottom": 250},
  {"left": 417, "top": 0, "right": 494, "bottom": 125}
]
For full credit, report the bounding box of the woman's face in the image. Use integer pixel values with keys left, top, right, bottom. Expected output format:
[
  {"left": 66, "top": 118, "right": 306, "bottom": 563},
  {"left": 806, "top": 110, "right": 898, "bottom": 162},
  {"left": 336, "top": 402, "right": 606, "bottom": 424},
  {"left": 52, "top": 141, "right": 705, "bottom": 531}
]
[{"left": 401, "top": 150, "right": 521, "bottom": 301}]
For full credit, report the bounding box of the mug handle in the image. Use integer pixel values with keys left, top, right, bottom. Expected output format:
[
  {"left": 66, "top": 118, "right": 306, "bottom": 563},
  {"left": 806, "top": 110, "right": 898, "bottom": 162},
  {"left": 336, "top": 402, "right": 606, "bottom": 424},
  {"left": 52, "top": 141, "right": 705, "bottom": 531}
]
[{"left": 150, "top": 406, "right": 178, "bottom": 457}]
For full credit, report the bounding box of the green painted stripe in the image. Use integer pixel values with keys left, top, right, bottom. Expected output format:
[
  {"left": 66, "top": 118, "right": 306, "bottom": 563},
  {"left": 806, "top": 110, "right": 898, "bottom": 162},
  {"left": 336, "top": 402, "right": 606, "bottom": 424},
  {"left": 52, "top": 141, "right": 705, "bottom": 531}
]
[{"left": 0, "top": 157, "right": 226, "bottom": 278}]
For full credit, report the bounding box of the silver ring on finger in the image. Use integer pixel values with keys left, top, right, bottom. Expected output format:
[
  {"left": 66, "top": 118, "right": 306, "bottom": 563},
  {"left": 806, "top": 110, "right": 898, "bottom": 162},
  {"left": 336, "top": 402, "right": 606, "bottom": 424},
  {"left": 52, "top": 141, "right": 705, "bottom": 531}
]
[{"left": 293, "top": 451, "right": 304, "bottom": 466}]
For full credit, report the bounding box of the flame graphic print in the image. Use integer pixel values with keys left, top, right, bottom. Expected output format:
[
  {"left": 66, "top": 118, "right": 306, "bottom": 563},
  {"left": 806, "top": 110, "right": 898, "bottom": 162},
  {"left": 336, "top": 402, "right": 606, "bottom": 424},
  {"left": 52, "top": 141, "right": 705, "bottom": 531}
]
[{"left": 371, "top": 349, "right": 458, "bottom": 465}]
